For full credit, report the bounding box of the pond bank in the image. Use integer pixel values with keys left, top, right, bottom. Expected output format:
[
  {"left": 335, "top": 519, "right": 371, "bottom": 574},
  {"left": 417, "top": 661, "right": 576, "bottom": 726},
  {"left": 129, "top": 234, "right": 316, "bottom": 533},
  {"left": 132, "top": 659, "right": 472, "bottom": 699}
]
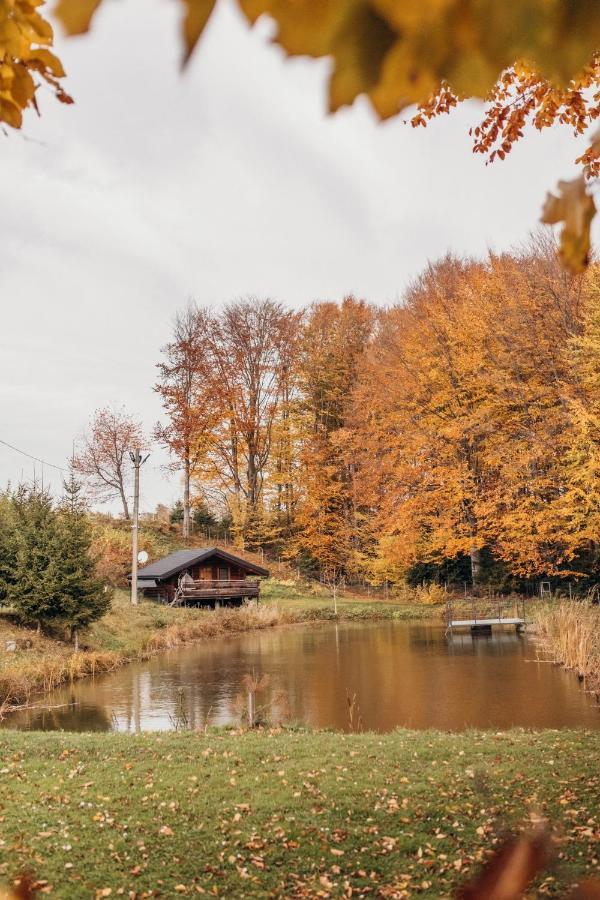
[
  {"left": 1, "top": 727, "right": 599, "bottom": 897},
  {"left": 0, "top": 585, "right": 442, "bottom": 714}
]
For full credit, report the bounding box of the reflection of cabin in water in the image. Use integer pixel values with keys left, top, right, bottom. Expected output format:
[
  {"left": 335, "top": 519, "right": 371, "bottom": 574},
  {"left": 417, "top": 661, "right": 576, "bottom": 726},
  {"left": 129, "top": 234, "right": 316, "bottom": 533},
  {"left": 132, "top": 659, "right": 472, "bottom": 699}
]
[{"left": 131, "top": 548, "right": 269, "bottom": 607}]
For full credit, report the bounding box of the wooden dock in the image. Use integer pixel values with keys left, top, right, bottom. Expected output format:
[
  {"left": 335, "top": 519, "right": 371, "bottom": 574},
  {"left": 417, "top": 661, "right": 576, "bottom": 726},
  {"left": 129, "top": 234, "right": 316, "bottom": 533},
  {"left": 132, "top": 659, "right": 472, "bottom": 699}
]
[{"left": 446, "top": 596, "right": 527, "bottom": 634}]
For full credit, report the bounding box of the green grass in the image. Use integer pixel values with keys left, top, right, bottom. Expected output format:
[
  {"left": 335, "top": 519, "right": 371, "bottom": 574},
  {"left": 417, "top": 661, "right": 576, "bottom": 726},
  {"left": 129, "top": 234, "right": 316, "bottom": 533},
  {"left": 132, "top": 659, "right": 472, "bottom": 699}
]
[
  {"left": 0, "top": 728, "right": 599, "bottom": 897},
  {"left": 261, "top": 578, "right": 443, "bottom": 620}
]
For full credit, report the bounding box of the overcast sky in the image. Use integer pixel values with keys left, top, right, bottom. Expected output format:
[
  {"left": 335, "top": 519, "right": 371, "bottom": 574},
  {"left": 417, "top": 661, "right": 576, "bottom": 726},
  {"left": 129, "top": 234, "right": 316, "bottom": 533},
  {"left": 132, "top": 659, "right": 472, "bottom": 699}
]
[{"left": 0, "top": 0, "right": 593, "bottom": 514}]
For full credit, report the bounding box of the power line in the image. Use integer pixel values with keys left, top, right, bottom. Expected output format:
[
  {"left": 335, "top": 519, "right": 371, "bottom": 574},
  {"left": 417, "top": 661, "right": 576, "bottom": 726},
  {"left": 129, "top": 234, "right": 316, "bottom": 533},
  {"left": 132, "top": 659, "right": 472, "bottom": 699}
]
[{"left": 0, "top": 437, "right": 67, "bottom": 473}]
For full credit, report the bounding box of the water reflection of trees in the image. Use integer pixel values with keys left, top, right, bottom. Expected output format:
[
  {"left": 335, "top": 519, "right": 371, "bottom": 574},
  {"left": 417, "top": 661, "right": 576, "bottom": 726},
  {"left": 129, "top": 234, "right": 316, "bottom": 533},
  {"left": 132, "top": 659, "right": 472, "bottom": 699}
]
[
  {"left": 4, "top": 622, "right": 598, "bottom": 734},
  {"left": 6, "top": 691, "right": 113, "bottom": 732}
]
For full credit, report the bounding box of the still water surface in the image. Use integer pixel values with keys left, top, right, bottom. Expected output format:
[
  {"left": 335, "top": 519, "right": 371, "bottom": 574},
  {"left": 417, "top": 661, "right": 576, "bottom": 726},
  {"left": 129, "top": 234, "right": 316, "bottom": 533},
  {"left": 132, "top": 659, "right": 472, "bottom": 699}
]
[{"left": 4, "top": 621, "right": 600, "bottom": 732}]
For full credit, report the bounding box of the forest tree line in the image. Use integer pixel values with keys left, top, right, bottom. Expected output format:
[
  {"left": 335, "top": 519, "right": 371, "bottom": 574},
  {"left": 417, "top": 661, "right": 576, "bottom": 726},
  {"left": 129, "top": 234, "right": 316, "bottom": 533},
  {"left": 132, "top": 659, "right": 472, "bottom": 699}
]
[
  {"left": 149, "top": 236, "right": 600, "bottom": 589},
  {"left": 77, "top": 236, "right": 600, "bottom": 591}
]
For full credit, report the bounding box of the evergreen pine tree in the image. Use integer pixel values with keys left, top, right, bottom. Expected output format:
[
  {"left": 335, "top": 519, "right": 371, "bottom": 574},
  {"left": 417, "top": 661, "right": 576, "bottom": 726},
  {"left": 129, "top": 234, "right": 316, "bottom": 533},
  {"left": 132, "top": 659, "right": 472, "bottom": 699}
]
[
  {"left": 192, "top": 501, "right": 217, "bottom": 531},
  {"left": 0, "top": 491, "right": 18, "bottom": 604},
  {"left": 9, "top": 484, "right": 62, "bottom": 630},
  {"left": 54, "top": 471, "right": 111, "bottom": 648},
  {"left": 170, "top": 501, "right": 184, "bottom": 524}
]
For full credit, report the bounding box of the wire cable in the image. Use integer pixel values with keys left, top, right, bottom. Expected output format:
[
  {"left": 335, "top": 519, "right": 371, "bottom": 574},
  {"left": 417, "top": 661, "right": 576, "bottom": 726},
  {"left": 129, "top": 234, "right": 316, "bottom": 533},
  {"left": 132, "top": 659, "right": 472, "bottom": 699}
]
[{"left": 0, "top": 437, "right": 66, "bottom": 473}]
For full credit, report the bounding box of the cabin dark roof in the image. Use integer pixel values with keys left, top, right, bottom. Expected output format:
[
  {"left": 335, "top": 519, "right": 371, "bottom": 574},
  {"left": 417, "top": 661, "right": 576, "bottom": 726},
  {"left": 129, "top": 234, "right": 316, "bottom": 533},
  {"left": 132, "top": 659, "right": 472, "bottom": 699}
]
[{"left": 133, "top": 547, "right": 269, "bottom": 581}]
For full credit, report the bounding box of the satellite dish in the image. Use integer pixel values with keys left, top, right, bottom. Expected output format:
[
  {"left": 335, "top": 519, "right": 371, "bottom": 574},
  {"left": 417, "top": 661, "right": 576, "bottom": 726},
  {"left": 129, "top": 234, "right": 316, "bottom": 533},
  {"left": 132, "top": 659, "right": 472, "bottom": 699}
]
[{"left": 138, "top": 551, "right": 149, "bottom": 565}]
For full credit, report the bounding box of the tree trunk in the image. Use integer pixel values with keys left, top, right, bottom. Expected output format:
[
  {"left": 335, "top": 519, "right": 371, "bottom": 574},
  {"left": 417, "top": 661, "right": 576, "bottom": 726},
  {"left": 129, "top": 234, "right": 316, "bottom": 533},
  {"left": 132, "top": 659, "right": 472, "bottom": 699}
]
[
  {"left": 71, "top": 625, "right": 79, "bottom": 652},
  {"left": 470, "top": 546, "right": 481, "bottom": 586},
  {"left": 183, "top": 454, "right": 191, "bottom": 540},
  {"left": 119, "top": 482, "right": 130, "bottom": 521}
]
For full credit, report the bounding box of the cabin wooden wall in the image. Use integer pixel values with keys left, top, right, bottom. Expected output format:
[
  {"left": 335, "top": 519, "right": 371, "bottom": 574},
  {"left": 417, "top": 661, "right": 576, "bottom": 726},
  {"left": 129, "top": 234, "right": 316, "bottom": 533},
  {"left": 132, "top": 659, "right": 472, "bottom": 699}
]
[{"left": 177, "top": 559, "right": 249, "bottom": 581}]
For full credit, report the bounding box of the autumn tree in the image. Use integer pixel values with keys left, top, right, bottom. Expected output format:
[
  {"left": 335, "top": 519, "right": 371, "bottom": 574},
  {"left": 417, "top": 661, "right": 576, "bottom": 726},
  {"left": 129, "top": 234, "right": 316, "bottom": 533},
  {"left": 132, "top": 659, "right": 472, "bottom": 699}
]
[
  {"left": 73, "top": 406, "right": 145, "bottom": 520},
  {"left": 553, "top": 268, "right": 600, "bottom": 572},
  {"left": 354, "top": 258, "right": 493, "bottom": 585},
  {"left": 155, "top": 302, "right": 215, "bottom": 540},
  {"left": 354, "top": 238, "right": 592, "bottom": 586},
  {"left": 194, "top": 298, "right": 300, "bottom": 548},
  {"left": 466, "top": 244, "right": 586, "bottom": 577},
  {"left": 293, "top": 297, "right": 374, "bottom": 582}
]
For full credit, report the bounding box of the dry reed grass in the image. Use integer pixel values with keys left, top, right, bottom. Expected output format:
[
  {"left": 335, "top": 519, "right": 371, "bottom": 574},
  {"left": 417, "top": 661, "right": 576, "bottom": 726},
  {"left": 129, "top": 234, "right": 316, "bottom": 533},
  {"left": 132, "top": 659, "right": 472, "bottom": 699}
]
[
  {"left": 141, "top": 603, "right": 298, "bottom": 653},
  {"left": 534, "top": 599, "right": 600, "bottom": 687}
]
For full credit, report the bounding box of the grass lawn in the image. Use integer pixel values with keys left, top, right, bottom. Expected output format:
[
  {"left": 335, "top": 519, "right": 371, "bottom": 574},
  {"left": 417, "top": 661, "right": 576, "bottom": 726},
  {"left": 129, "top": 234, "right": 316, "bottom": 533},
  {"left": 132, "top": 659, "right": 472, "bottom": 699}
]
[
  {"left": 260, "top": 579, "right": 442, "bottom": 620},
  {"left": 0, "top": 728, "right": 599, "bottom": 898}
]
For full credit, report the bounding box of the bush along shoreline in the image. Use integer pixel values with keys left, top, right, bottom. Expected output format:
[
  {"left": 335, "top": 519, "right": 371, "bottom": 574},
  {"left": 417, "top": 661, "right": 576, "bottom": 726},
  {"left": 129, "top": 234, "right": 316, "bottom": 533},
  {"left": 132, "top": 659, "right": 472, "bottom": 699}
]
[{"left": 0, "top": 591, "right": 443, "bottom": 715}]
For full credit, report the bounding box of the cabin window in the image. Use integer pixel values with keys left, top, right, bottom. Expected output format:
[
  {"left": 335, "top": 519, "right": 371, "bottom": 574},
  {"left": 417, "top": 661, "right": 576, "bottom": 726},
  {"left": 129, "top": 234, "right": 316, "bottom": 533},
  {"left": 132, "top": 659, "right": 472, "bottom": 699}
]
[{"left": 218, "top": 564, "right": 229, "bottom": 581}]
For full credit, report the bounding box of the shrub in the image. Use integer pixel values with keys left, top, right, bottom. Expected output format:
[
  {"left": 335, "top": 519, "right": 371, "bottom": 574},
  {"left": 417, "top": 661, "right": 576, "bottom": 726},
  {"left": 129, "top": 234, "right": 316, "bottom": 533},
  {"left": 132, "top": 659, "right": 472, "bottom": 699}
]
[{"left": 413, "top": 582, "right": 447, "bottom": 605}]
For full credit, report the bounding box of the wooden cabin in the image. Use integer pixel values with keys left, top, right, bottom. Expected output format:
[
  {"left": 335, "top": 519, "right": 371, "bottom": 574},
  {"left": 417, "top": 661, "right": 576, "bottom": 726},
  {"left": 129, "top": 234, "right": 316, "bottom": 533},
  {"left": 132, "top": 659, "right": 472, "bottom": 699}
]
[{"left": 130, "top": 547, "right": 269, "bottom": 607}]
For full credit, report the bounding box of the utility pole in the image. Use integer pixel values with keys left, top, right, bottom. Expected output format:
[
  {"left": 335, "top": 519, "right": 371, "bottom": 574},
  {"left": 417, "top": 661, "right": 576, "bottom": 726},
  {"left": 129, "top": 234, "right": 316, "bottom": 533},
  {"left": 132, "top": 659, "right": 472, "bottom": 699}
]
[{"left": 130, "top": 449, "right": 150, "bottom": 606}]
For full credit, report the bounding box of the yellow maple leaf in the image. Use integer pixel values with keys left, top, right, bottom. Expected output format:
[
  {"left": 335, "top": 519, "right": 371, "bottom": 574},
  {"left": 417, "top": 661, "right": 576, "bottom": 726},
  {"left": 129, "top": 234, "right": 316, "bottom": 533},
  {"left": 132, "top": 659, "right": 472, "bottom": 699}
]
[
  {"left": 53, "top": 0, "right": 103, "bottom": 34},
  {"left": 541, "top": 175, "right": 596, "bottom": 274}
]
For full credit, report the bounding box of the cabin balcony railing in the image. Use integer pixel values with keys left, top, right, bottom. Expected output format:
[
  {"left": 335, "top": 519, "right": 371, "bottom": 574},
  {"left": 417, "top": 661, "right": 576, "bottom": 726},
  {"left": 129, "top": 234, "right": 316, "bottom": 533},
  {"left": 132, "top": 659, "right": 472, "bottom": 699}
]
[{"left": 174, "top": 578, "right": 261, "bottom": 605}]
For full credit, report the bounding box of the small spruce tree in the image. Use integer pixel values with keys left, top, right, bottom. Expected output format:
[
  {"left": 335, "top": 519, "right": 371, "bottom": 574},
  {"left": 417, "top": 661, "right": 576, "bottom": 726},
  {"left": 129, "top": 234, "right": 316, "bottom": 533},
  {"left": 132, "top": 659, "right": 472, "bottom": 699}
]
[
  {"left": 54, "top": 471, "right": 111, "bottom": 648},
  {"left": 9, "top": 484, "right": 62, "bottom": 630},
  {"left": 192, "top": 501, "right": 217, "bottom": 531},
  {"left": 0, "top": 491, "right": 18, "bottom": 604}
]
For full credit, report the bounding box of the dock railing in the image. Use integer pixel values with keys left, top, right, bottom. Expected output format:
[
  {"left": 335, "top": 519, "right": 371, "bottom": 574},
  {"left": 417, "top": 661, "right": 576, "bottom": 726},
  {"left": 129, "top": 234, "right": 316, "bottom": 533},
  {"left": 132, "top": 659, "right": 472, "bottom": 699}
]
[{"left": 445, "top": 594, "right": 527, "bottom": 632}]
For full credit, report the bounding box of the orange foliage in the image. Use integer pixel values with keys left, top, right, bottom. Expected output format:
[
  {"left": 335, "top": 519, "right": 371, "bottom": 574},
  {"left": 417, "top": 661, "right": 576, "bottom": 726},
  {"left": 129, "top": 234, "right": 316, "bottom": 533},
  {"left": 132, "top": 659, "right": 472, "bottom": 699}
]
[
  {"left": 414, "top": 60, "right": 600, "bottom": 174},
  {"left": 292, "top": 297, "right": 374, "bottom": 580},
  {"left": 354, "top": 236, "right": 597, "bottom": 581}
]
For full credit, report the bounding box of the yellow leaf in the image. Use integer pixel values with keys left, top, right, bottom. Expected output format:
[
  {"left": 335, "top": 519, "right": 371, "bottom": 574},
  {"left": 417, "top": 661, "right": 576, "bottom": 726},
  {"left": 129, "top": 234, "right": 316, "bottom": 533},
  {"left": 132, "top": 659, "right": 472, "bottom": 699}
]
[
  {"left": 30, "top": 48, "right": 66, "bottom": 78},
  {"left": 239, "top": 0, "right": 352, "bottom": 58},
  {"left": 372, "top": 0, "right": 452, "bottom": 32},
  {"left": 0, "top": 95, "right": 23, "bottom": 129},
  {"left": 328, "top": 3, "right": 395, "bottom": 111},
  {"left": 541, "top": 175, "right": 596, "bottom": 274},
  {"left": 9, "top": 64, "right": 35, "bottom": 107},
  {"left": 369, "top": 39, "right": 439, "bottom": 118},
  {"left": 181, "top": 0, "right": 217, "bottom": 66},
  {"left": 53, "top": 0, "right": 104, "bottom": 35}
]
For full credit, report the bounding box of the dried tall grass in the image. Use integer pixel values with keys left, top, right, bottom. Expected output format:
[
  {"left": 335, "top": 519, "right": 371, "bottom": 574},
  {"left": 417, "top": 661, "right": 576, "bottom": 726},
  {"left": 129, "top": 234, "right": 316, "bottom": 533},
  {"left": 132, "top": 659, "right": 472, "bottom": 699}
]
[
  {"left": 534, "top": 600, "right": 600, "bottom": 687},
  {"left": 141, "top": 603, "right": 297, "bottom": 653}
]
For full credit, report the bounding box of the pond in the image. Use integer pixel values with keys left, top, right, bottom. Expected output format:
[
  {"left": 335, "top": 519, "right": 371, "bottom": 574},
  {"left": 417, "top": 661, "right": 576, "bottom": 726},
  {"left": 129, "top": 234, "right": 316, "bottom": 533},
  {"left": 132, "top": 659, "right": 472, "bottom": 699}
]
[{"left": 4, "top": 620, "right": 599, "bottom": 732}]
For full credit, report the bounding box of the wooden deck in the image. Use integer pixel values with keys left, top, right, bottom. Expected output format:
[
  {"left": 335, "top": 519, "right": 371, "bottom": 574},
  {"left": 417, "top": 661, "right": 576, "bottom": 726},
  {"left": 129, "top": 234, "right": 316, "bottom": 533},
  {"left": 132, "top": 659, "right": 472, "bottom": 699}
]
[{"left": 446, "top": 597, "right": 528, "bottom": 633}]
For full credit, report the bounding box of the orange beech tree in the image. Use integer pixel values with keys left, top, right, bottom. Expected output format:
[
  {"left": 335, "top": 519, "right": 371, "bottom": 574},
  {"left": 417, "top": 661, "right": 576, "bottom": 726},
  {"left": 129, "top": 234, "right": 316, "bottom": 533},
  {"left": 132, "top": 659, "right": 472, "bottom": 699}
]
[
  {"left": 292, "top": 296, "right": 374, "bottom": 582},
  {"left": 558, "top": 274, "right": 600, "bottom": 566},
  {"left": 154, "top": 302, "right": 218, "bottom": 540},
  {"left": 353, "top": 240, "right": 600, "bottom": 586},
  {"left": 175, "top": 298, "right": 300, "bottom": 548},
  {"left": 353, "top": 257, "right": 493, "bottom": 586},
  {"left": 468, "top": 245, "right": 587, "bottom": 577}
]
